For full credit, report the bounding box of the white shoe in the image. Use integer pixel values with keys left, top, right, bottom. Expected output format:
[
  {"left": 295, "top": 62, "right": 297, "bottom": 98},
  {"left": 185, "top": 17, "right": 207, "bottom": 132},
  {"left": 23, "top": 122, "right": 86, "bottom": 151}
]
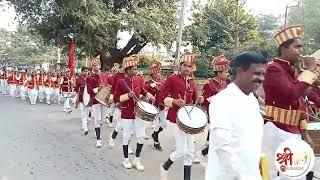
[
  {"left": 109, "top": 136, "right": 115, "bottom": 147},
  {"left": 128, "top": 147, "right": 134, "bottom": 155},
  {"left": 160, "top": 165, "right": 168, "bottom": 180},
  {"left": 132, "top": 157, "right": 144, "bottom": 171},
  {"left": 96, "top": 140, "right": 102, "bottom": 148},
  {"left": 122, "top": 158, "right": 132, "bottom": 169}
]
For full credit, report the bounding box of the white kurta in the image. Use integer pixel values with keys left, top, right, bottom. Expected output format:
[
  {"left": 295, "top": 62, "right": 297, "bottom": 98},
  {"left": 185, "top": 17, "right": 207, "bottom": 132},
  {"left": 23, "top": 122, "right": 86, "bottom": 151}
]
[{"left": 205, "top": 83, "right": 264, "bottom": 180}]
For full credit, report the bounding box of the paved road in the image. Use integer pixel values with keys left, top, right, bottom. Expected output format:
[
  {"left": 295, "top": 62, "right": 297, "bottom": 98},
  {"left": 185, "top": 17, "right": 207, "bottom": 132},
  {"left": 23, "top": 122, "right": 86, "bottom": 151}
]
[{"left": 0, "top": 96, "right": 206, "bottom": 180}]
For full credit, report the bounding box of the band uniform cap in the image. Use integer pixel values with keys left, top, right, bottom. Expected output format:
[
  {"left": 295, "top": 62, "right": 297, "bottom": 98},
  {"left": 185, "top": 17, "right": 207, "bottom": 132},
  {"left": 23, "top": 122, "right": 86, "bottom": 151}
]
[
  {"left": 211, "top": 54, "right": 230, "bottom": 71},
  {"left": 274, "top": 25, "right": 303, "bottom": 47},
  {"left": 90, "top": 55, "right": 101, "bottom": 67},
  {"left": 122, "top": 54, "right": 140, "bottom": 69},
  {"left": 180, "top": 53, "right": 197, "bottom": 71},
  {"left": 149, "top": 63, "right": 161, "bottom": 75}
]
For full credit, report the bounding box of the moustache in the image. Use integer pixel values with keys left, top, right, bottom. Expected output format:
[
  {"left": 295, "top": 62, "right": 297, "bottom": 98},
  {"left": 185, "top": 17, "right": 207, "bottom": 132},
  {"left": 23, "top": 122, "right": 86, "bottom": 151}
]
[{"left": 253, "top": 79, "right": 263, "bottom": 84}]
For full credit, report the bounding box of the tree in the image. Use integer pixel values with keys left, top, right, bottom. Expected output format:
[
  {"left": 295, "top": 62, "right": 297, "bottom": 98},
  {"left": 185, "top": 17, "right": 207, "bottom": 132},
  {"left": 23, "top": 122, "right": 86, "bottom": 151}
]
[
  {"left": 0, "top": 25, "right": 56, "bottom": 65},
  {"left": 6, "top": 0, "right": 178, "bottom": 69},
  {"left": 288, "top": 0, "right": 320, "bottom": 55},
  {"left": 185, "top": 0, "right": 260, "bottom": 78}
]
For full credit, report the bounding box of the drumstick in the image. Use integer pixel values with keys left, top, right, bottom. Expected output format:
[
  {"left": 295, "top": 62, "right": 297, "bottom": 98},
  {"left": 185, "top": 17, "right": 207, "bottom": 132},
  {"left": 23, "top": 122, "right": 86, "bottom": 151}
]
[
  {"left": 121, "top": 79, "right": 145, "bottom": 108},
  {"left": 178, "top": 94, "right": 192, "bottom": 121},
  {"left": 189, "top": 97, "right": 200, "bottom": 114}
]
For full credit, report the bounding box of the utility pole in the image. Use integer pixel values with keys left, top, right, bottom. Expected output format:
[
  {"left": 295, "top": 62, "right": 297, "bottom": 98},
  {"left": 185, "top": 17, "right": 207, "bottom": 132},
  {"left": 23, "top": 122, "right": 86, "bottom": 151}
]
[
  {"left": 234, "top": 0, "right": 239, "bottom": 51},
  {"left": 284, "top": 3, "right": 300, "bottom": 28},
  {"left": 174, "top": 0, "right": 186, "bottom": 66}
]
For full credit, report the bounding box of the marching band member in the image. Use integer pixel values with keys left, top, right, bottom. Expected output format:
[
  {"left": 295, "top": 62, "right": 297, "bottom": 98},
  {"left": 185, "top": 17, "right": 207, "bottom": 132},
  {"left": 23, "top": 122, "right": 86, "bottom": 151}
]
[
  {"left": 159, "top": 54, "right": 204, "bottom": 180},
  {"left": 7, "top": 68, "right": 16, "bottom": 98},
  {"left": 108, "top": 63, "right": 134, "bottom": 154},
  {"left": 51, "top": 71, "right": 60, "bottom": 104},
  {"left": 37, "top": 70, "right": 45, "bottom": 103},
  {"left": 15, "top": 70, "right": 22, "bottom": 98},
  {"left": 0, "top": 67, "right": 7, "bottom": 95},
  {"left": 196, "top": 53, "right": 230, "bottom": 165},
  {"left": 27, "top": 70, "right": 38, "bottom": 105},
  {"left": 44, "top": 71, "right": 53, "bottom": 105},
  {"left": 106, "top": 63, "right": 120, "bottom": 128},
  {"left": 113, "top": 54, "right": 154, "bottom": 171},
  {"left": 86, "top": 56, "right": 104, "bottom": 148},
  {"left": 144, "top": 62, "right": 167, "bottom": 151},
  {"left": 205, "top": 51, "right": 267, "bottom": 180},
  {"left": 262, "top": 25, "right": 320, "bottom": 179},
  {"left": 19, "top": 70, "right": 28, "bottom": 101},
  {"left": 60, "top": 69, "right": 72, "bottom": 113},
  {"left": 75, "top": 67, "right": 90, "bottom": 135},
  {"left": 99, "top": 67, "right": 111, "bottom": 126}
]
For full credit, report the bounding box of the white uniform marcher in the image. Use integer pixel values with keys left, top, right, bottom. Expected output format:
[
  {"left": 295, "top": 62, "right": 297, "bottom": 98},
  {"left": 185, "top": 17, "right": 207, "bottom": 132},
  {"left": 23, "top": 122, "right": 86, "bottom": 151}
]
[{"left": 205, "top": 83, "right": 264, "bottom": 180}]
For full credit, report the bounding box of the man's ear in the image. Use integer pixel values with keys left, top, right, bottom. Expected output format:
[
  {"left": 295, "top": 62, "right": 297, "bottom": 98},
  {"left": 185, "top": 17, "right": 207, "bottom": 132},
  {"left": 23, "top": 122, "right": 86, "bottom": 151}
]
[{"left": 235, "top": 67, "right": 243, "bottom": 77}]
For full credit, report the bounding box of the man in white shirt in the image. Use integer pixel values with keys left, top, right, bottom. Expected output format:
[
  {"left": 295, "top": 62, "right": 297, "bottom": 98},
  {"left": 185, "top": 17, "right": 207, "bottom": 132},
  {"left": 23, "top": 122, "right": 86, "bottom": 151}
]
[{"left": 205, "top": 51, "right": 267, "bottom": 180}]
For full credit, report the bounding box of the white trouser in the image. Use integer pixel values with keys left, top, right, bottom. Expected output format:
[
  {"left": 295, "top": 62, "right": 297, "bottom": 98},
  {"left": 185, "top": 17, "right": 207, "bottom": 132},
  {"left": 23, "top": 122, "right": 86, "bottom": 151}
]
[
  {"left": 153, "top": 109, "right": 168, "bottom": 131},
  {"left": 122, "top": 117, "right": 145, "bottom": 145},
  {"left": 29, "top": 88, "right": 38, "bottom": 104},
  {"left": 52, "top": 88, "right": 60, "bottom": 103},
  {"left": 109, "top": 104, "right": 116, "bottom": 117},
  {"left": 44, "top": 87, "right": 52, "bottom": 104},
  {"left": 20, "top": 86, "right": 27, "bottom": 101},
  {"left": 38, "top": 86, "right": 45, "bottom": 102},
  {"left": 114, "top": 108, "right": 122, "bottom": 132},
  {"left": 63, "top": 96, "right": 71, "bottom": 112},
  {"left": 79, "top": 103, "right": 89, "bottom": 131},
  {"left": 0, "top": 80, "right": 7, "bottom": 94},
  {"left": 102, "top": 105, "right": 109, "bottom": 119},
  {"left": 92, "top": 104, "right": 104, "bottom": 128},
  {"left": 169, "top": 124, "right": 195, "bottom": 166},
  {"left": 15, "top": 85, "right": 20, "bottom": 97},
  {"left": 263, "top": 122, "right": 304, "bottom": 179},
  {"left": 8, "top": 84, "right": 16, "bottom": 98}
]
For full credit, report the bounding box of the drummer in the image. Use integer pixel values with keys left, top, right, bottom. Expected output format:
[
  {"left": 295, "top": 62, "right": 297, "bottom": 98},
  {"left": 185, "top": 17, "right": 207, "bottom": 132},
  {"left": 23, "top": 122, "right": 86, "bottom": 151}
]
[
  {"left": 144, "top": 62, "right": 167, "bottom": 151},
  {"left": 159, "top": 53, "right": 204, "bottom": 180},
  {"left": 196, "top": 52, "right": 231, "bottom": 165},
  {"left": 262, "top": 25, "right": 320, "bottom": 179},
  {"left": 205, "top": 51, "right": 267, "bottom": 180},
  {"left": 86, "top": 55, "right": 104, "bottom": 148},
  {"left": 113, "top": 54, "right": 154, "bottom": 171}
]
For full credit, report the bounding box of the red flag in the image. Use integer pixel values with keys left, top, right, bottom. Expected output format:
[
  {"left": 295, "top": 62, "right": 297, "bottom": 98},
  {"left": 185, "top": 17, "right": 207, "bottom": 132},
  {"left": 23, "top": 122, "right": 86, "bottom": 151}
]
[{"left": 68, "top": 38, "right": 75, "bottom": 77}]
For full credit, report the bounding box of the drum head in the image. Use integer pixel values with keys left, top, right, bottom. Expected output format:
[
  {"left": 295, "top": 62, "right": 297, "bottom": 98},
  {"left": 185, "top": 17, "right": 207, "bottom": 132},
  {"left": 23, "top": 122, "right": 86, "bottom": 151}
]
[
  {"left": 137, "top": 101, "right": 158, "bottom": 115},
  {"left": 177, "top": 105, "right": 207, "bottom": 128},
  {"left": 307, "top": 122, "right": 320, "bottom": 130}
]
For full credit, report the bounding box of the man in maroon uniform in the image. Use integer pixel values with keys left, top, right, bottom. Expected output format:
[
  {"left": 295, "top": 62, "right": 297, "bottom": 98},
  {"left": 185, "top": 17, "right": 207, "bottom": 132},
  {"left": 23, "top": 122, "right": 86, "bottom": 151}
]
[
  {"left": 113, "top": 55, "right": 153, "bottom": 171},
  {"left": 159, "top": 54, "right": 204, "bottom": 180},
  {"left": 75, "top": 67, "right": 90, "bottom": 135},
  {"left": 263, "top": 25, "right": 320, "bottom": 179},
  {"left": 86, "top": 56, "right": 104, "bottom": 148},
  {"left": 144, "top": 62, "right": 167, "bottom": 151},
  {"left": 196, "top": 53, "right": 231, "bottom": 165}
]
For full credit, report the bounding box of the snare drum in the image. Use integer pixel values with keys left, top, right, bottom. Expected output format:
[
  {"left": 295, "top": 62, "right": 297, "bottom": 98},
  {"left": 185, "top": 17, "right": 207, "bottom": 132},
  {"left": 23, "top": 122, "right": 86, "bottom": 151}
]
[
  {"left": 176, "top": 105, "right": 208, "bottom": 134},
  {"left": 134, "top": 101, "right": 158, "bottom": 121},
  {"left": 307, "top": 122, "right": 320, "bottom": 156}
]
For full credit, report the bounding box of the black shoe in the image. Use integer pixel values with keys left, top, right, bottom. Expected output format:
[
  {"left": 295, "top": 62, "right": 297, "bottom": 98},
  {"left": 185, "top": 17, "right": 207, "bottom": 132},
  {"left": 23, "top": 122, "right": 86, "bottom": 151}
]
[
  {"left": 84, "top": 131, "right": 88, "bottom": 135},
  {"left": 153, "top": 143, "right": 163, "bottom": 151},
  {"left": 151, "top": 132, "right": 156, "bottom": 141}
]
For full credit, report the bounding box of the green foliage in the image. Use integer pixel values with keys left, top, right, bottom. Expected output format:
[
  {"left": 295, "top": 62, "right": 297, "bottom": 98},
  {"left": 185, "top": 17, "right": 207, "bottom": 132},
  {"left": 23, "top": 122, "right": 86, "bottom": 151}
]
[
  {"left": 0, "top": 25, "right": 56, "bottom": 65},
  {"left": 288, "top": 0, "right": 320, "bottom": 55},
  {"left": 6, "top": 0, "right": 179, "bottom": 66},
  {"left": 138, "top": 54, "right": 159, "bottom": 68}
]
